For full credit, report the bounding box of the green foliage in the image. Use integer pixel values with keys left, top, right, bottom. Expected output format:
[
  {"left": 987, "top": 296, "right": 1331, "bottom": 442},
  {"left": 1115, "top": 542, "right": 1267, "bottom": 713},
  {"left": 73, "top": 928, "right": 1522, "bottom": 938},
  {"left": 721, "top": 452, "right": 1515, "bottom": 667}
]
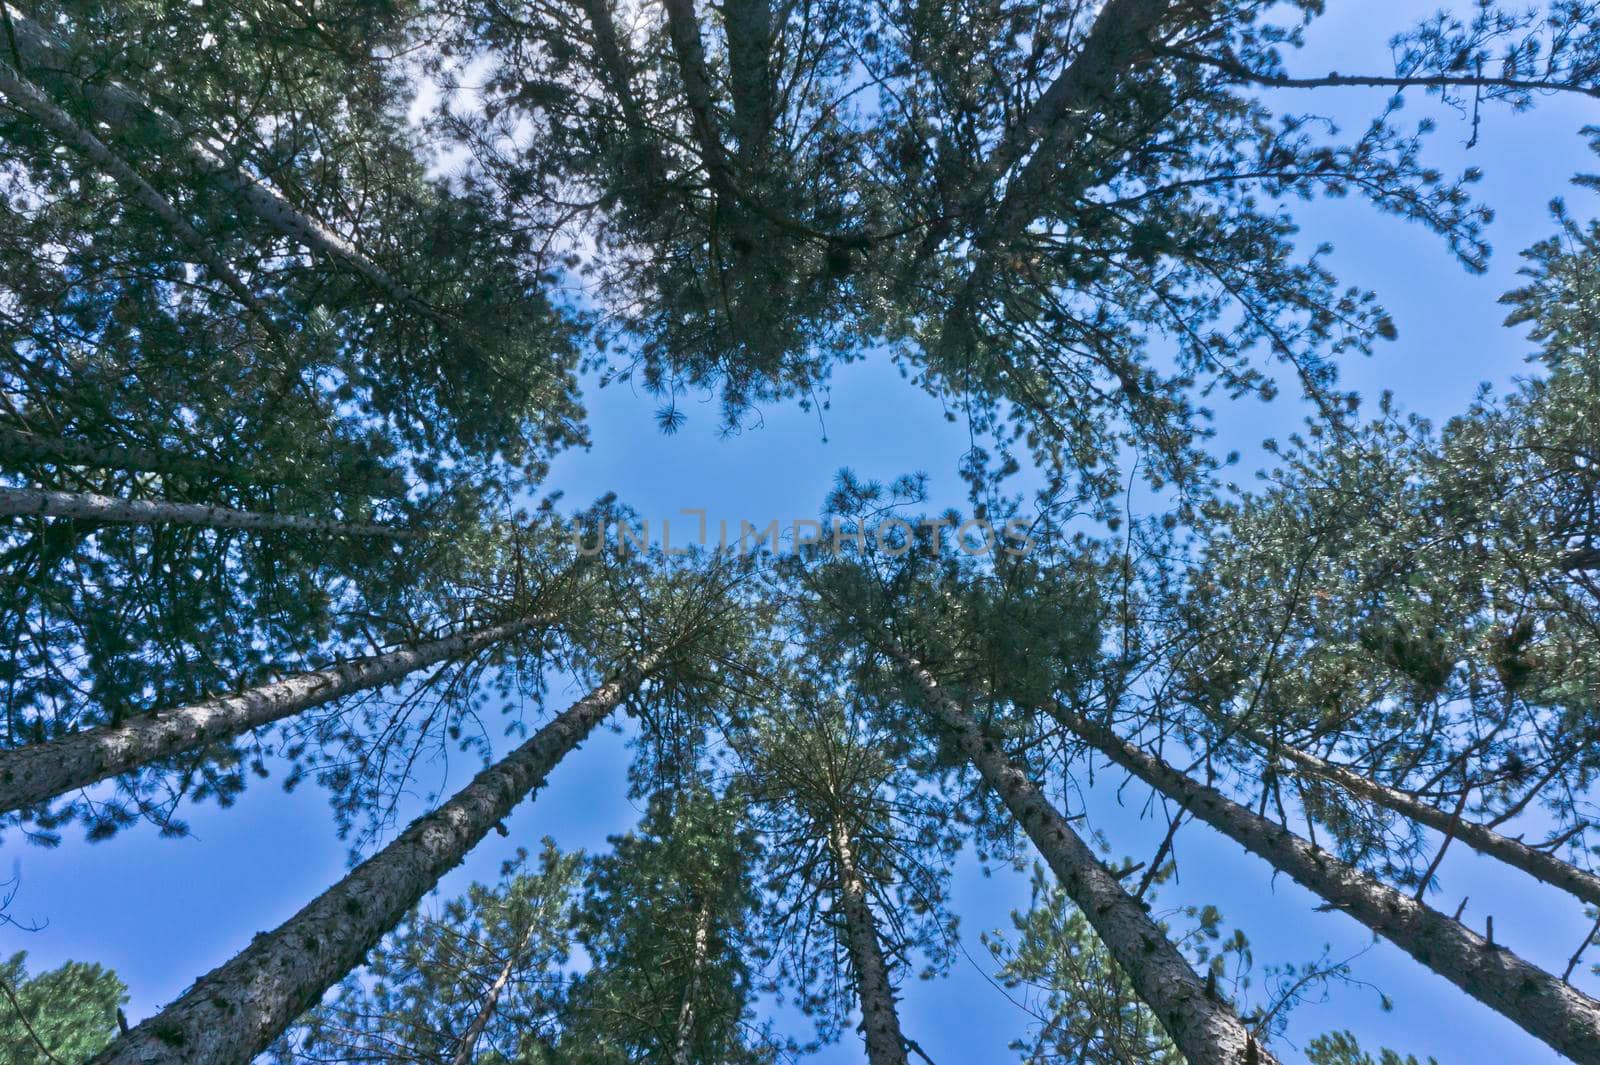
[
  {"left": 1305, "top": 1030, "right": 1438, "bottom": 1065},
  {"left": 548, "top": 787, "right": 778, "bottom": 1064},
  {"left": 0, "top": 951, "right": 126, "bottom": 1065}
]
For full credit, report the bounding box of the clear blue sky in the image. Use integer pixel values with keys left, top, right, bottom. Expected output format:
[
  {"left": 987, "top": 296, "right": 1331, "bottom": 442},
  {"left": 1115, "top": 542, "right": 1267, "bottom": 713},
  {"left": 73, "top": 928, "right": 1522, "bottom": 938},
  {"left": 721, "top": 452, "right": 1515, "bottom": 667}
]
[{"left": 7, "top": 4, "right": 1599, "bottom": 1062}]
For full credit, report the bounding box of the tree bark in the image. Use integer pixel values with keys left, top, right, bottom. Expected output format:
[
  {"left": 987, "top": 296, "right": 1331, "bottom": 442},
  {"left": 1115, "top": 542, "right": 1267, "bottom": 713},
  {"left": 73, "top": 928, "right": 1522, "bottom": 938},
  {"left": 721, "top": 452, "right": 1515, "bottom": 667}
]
[
  {"left": 0, "top": 428, "right": 232, "bottom": 480},
  {"left": 0, "top": 486, "right": 420, "bottom": 539},
  {"left": 661, "top": 0, "right": 735, "bottom": 184},
  {"left": 579, "top": 0, "right": 647, "bottom": 130},
  {"left": 1258, "top": 733, "right": 1600, "bottom": 910},
  {"left": 4, "top": 5, "right": 432, "bottom": 315},
  {"left": 826, "top": 817, "right": 910, "bottom": 1065},
  {"left": 448, "top": 918, "right": 539, "bottom": 1065},
  {"left": 720, "top": 0, "right": 775, "bottom": 162},
  {"left": 0, "top": 57, "right": 268, "bottom": 321},
  {"left": 0, "top": 616, "right": 541, "bottom": 815},
  {"left": 976, "top": 0, "right": 1171, "bottom": 246},
  {"left": 893, "top": 649, "right": 1270, "bottom": 1065},
  {"left": 89, "top": 669, "right": 642, "bottom": 1065},
  {"left": 671, "top": 897, "right": 713, "bottom": 1065},
  {"left": 1050, "top": 702, "right": 1600, "bottom": 1064}
]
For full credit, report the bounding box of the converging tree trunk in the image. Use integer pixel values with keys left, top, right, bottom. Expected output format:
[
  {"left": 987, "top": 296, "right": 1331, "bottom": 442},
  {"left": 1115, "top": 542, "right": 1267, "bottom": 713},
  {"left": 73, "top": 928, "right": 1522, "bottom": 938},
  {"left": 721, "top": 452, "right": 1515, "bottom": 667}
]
[
  {"left": 1049, "top": 702, "right": 1600, "bottom": 1063},
  {"left": 661, "top": 0, "right": 734, "bottom": 186},
  {"left": 891, "top": 648, "right": 1271, "bottom": 1065},
  {"left": 1255, "top": 731, "right": 1600, "bottom": 910},
  {"left": 448, "top": 918, "right": 540, "bottom": 1065},
  {"left": 826, "top": 817, "right": 910, "bottom": 1065},
  {"left": 89, "top": 668, "right": 646, "bottom": 1065},
  {"left": 0, "top": 487, "right": 421, "bottom": 539},
  {"left": 671, "top": 898, "right": 714, "bottom": 1065},
  {"left": 0, "top": 429, "right": 233, "bottom": 481},
  {"left": 0, "top": 58, "right": 269, "bottom": 321},
  {"left": 4, "top": 6, "right": 433, "bottom": 315},
  {"left": 0, "top": 616, "right": 542, "bottom": 815}
]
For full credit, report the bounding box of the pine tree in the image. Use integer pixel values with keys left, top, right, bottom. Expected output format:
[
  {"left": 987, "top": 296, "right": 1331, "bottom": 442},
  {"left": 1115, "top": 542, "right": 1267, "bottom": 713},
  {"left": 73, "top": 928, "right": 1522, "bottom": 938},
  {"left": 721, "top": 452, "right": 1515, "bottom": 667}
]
[{"left": 0, "top": 952, "right": 126, "bottom": 1065}]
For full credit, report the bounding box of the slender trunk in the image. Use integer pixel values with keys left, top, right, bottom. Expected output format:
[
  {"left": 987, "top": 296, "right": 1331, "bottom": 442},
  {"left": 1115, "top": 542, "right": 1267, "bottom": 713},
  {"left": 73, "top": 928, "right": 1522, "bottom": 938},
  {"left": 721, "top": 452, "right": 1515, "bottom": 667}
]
[
  {"left": 0, "top": 616, "right": 540, "bottom": 815},
  {"left": 0, "top": 428, "right": 231, "bottom": 480},
  {"left": 720, "top": 0, "right": 774, "bottom": 163},
  {"left": 448, "top": 919, "right": 539, "bottom": 1065},
  {"left": 89, "top": 670, "right": 642, "bottom": 1065},
  {"left": 0, "top": 58, "right": 268, "bottom": 321},
  {"left": 1259, "top": 733, "right": 1600, "bottom": 910},
  {"left": 661, "top": 0, "right": 735, "bottom": 184},
  {"left": 4, "top": 6, "right": 432, "bottom": 315},
  {"left": 826, "top": 818, "right": 909, "bottom": 1065},
  {"left": 893, "top": 650, "right": 1270, "bottom": 1065},
  {"left": 671, "top": 897, "right": 713, "bottom": 1065},
  {"left": 1051, "top": 702, "right": 1600, "bottom": 1063},
  {"left": 0, "top": 486, "right": 420, "bottom": 539},
  {"left": 579, "top": 0, "right": 646, "bottom": 130}
]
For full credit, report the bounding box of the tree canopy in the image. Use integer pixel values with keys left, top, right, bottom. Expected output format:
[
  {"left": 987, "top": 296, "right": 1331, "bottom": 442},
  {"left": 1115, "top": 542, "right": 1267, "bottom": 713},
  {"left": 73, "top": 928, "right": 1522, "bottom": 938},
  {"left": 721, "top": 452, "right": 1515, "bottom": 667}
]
[{"left": 2, "top": 0, "right": 1600, "bottom": 1062}]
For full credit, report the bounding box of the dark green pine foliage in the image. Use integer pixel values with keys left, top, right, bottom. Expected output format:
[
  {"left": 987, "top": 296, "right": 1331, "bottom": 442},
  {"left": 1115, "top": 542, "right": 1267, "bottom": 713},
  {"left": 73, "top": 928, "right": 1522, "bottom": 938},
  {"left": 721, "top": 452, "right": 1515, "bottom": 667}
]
[
  {"left": 271, "top": 841, "right": 582, "bottom": 1065},
  {"left": 0, "top": 0, "right": 587, "bottom": 842},
  {"left": 437, "top": 0, "right": 1598, "bottom": 499},
  {"left": 0, "top": 951, "right": 127, "bottom": 1064},
  {"left": 2, "top": 0, "right": 583, "bottom": 478},
  {"left": 1305, "top": 1031, "right": 1439, "bottom": 1065}
]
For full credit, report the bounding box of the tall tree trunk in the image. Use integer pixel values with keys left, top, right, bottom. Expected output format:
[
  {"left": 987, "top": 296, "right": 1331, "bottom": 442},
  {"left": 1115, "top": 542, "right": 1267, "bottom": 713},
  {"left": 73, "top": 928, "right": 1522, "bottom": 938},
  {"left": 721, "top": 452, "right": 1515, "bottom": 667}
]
[
  {"left": 89, "top": 669, "right": 644, "bottom": 1065},
  {"left": 0, "top": 428, "right": 232, "bottom": 481},
  {"left": 448, "top": 918, "right": 539, "bottom": 1065},
  {"left": 930, "top": 0, "right": 1172, "bottom": 258},
  {"left": 661, "top": 0, "right": 735, "bottom": 185},
  {"left": 0, "top": 58, "right": 269, "bottom": 321},
  {"left": 1257, "top": 731, "right": 1600, "bottom": 909},
  {"left": 4, "top": 6, "right": 432, "bottom": 315},
  {"left": 0, "top": 616, "right": 542, "bottom": 815},
  {"left": 579, "top": 0, "right": 647, "bottom": 130},
  {"left": 0, "top": 486, "right": 420, "bottom": 539},
  {"left": 720, "top": 0, "right": 774, "bottom": 163},
  {"left": 892, "top": 649, "right": 1271, "bottom": 1065},
  {"left": 826, "top": 817, "right": 910, "bottom": 1065},
  {"left": 1049, "top": 702, "right": 1600, "bottom": 1063},
  {"left": 671, "top": 897, "right": 714, "bottom": 1065}
]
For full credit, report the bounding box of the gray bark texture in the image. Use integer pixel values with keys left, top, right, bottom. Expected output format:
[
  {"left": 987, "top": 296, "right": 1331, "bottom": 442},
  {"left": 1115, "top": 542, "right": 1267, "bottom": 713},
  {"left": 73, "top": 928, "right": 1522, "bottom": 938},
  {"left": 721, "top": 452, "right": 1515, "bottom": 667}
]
[
  {"left": 89, "top": 670, "right": 640, "bottom": 1065},
  {"left": 0, "top": 617, "right": 539, "bottom": 815},
  {"left": 0, "top": 428, "right": 232, "bottom": 480},
  {"left": 0, "top": 486, "right": 420, "bottom": 539},
  {"left": 895, "top": 650, "right": 1272, "bottom": 1065},
  {"left": 1261, "top": 733, "right": 1600, "bottom": 910},
  {"left": 827, "top": 818, "right": 910, "bottom": 1065},
  {"left": 1053, "top": 703, "right": 1600, "bottom": 1063},
  {"left": 671, "top": 898, "right": 714, "bottom": 1065}
]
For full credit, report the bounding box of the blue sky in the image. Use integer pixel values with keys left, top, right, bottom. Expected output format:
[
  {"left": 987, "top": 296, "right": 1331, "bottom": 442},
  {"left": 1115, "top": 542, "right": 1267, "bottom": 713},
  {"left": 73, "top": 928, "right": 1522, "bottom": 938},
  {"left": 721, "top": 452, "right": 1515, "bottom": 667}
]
[{"left": 6, "top": 4, "right": 1600, "bottom": 1062}]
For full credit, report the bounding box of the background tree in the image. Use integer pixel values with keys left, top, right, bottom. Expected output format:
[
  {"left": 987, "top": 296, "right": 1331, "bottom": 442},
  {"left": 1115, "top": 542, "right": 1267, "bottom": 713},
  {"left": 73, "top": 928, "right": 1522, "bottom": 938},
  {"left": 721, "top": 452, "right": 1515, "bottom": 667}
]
[
  {"left": 548, "top": 785, "right": 778, "bottom": 1064},
  {"left": 0, "top": 951, "right": 126, "bottom": 1065}
]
